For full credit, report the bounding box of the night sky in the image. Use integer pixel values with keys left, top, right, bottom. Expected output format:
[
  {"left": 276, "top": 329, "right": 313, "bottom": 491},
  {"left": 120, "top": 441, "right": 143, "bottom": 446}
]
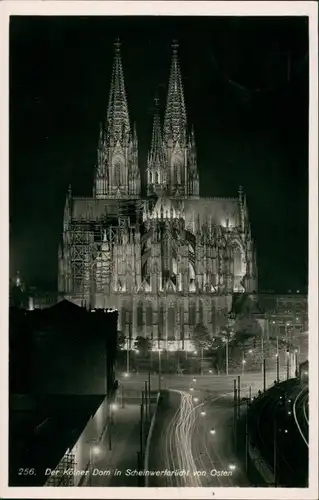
[{"left": 9, "top": 16, "right": 309, "bottom": 293}]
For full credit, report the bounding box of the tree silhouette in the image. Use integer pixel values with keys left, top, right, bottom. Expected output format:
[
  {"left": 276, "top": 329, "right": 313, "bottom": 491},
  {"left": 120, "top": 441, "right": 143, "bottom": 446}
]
[
  {"left": 133, "top": 336, "right": 152, "bottom": 357},
  {"left": 117, "top": 332, "right": 126, "bottom": 351},
  {"left": 193, "top": 323, "right": 215, "bottom": 352}
]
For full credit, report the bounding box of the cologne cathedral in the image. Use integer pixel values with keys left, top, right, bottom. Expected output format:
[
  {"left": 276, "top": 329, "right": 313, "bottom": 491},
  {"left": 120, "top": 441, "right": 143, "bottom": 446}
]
[{"left": 58, "top": 39, "right": 258, "bottom": 350}]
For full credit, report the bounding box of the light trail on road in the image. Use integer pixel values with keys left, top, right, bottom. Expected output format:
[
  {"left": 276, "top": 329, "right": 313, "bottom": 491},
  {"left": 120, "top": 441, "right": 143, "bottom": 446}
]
[
  {"left": 293, "top": 385, "right": 309, "bottom": 447},
  {"left": 161, "top": 389, "right": 239, "bottom": 486},
  {"left": 303, "top": 394, "right": 309, "bottom": 425},
  {"left": 164, "top": 390, "right": 202, "bottom": 486}
]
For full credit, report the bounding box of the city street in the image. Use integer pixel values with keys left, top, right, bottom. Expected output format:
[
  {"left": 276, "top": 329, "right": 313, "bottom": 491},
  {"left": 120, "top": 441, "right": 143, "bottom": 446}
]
[
  {"left": 82, "top": 404, "right": 142, "bottom": 486},
  {"left": 119, "top": 368, "right": 289, "bottom": 397},
  {"left": 145, "top": 369, "right": 288, "bottom": 487}
]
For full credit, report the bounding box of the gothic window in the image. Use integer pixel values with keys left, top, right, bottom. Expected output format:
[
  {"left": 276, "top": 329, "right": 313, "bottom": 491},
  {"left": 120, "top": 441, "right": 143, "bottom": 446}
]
[
  {"left": 189, "top": 262, "right": 196, "bottom": 291},
  {"left": 173, "top": 164, "right": 177, "bottom": 184},
  {"left": 137, "top": 302, "right": 143, "bottom": 333},
  {"left": 149, "top": 171, "right": 153, "bottom": 184},
  {"left": 233, "top": 245, "right": 242, "bottom": 275},
  {"left": 199, "top": 299, "right": 204, "bottom": 324},
  {"left": 146, "top": 303, "right": 153, "bottom": 326},
  {"left": 126, "top": 309, "right": 132, "bottom": 329},
  {"left": 211, "top": 302, "right": 216, "bottom": 334},
  {"left": 121, "top": 307, "right": 126, "bottom": 335},
  {"left": 168, "top": 306, "right": 175, "bottom": 340},
  {"left": 155, "top": 171, "right": 159, "bottom": 184},
  {"left": 174, "top": 159, "right": 182, "bottom": 184},
  {"left": 114, "top": 160, "right": 121, "bottom": 186},
  {"left": 180, "top": 304, "right": 185, "bottom": 340},
  {"left": 189, "top": 302, "right": 196, "bottom": 326},
  {"left": 158, "top": 305, "right": 164, "bottom": 339}
]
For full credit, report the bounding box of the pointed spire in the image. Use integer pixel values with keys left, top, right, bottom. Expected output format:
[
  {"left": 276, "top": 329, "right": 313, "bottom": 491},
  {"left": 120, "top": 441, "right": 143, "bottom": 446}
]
[
  {"left": 101, "top": 229, "right": 110, "bottom": 252},
  {"left": 150, "top": 95, "right": 164, "bottom": 164},
  {"left": 147, "top": 94, "right": 167, "bottom": 195},
  {"left": 189, "top": 124, "right": 196, "bottom": 146},
  {"left": 106, "top": 37, "right": 131, "bottom": 143},
  {"left": 64, "top": 185, "right": 72, "bottom": 225},
  {"left": 133, "top": 121, "right": 138, "bottom": 146},
  {"left": 163, "top": 40, "right": 187, "bottom": 144}
]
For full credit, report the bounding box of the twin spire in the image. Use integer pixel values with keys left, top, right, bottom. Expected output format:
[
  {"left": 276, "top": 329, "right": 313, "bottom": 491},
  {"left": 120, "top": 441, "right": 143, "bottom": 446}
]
[
  {"left": 163, "top": 40, "right": 187, "bottom": 144},
  {"left": 106, "top": 37, "right": 131, "bottom": 142},
  {"left": 95, "top": 38, "right": 198, "bottom": 199}
]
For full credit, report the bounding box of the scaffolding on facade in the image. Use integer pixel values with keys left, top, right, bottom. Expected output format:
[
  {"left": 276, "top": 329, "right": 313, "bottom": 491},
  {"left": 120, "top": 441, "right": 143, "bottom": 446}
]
[{"left": 44, "top": 451, "right": 76, "bottom": 487}]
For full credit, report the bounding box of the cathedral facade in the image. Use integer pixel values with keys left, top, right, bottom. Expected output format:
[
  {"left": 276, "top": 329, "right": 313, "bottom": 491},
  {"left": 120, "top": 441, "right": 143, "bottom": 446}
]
[{"left": 58, "top": 39, "right": 258, "bottom": 350}]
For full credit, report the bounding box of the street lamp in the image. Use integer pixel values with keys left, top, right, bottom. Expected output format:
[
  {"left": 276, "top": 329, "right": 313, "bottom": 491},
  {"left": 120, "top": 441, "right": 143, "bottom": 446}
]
[
  {"left": 152, "top": 348, "right": 162, "bottom": 392},
  {"left": 286, "top": 348, "right": 290, "bottom": 380},
  {"left": 222, "top": 336, "right": 229, "bottom": 375},
  {"left": 193, "top": 397, "right": 199, "bottom": 403},
  {"left": 242, "top": 357, "right": 246, "bottom": 375},
  {"left": 228, "top": 464, "right": 236, "bottom": 471},
  {"left": 210, "top": 428, "right": 216, "bottom": 435},
  {"left": 200, "top": 410, "right": 206, "bottom": 416},
  {"left": 88, "top": 439, "right": 100, "bottom": 485},
  {"left": 126, "top": 343, "right": 130, "bottom": 376},
  {"left": 276, "top": 336, "right": 280, "bottom": 383}
]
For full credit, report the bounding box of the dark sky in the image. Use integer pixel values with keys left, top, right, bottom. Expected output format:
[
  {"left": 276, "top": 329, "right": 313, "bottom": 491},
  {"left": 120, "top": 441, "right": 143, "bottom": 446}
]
[{"left": 9, "top": 16, "right": 309, "bottom": 293}]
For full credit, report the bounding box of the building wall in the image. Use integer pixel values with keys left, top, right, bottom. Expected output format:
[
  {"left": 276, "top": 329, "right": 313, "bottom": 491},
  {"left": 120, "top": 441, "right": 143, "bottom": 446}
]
[
  {"left": 66, "top": 291, "right": 232, "bottom": 350},
  {"left": 10, "top": 305, "right": 118, "bottom": 396},
  {"left": 44, "top": 397, "right": 108, "bottom": 486}
]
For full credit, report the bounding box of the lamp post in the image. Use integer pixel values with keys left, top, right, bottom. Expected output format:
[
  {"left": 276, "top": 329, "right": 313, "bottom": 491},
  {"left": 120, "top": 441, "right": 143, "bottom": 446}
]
[
  {"left": 245, "top": 399, "right": 249, "bottom": 474},
  {"left": 153, "top": 348, "right": 162, "bottom": 392},
  {"left": 222, "top": 336, "right": 229, "bottom": 375},
  {"left": 107, "top": 402, "right": 118, "bottom": 450},
  {"left": 237, "top": 375, "right": 241, "bottom": 418},
  {"left": 261, "top": 335, "right": 264, "bottom": 375},
  {"left": 285, "top": 323, "right": 290, "bottom": 380},
  {"left": 276, "top": 336, "right": 280, "bottom": 383},
  {"left": 126, "top": 345, "right": 130, "bottom": 375},
  {"left": 286, "top": 348, "right": 290, "bottom": 380},
  {"left": 200, "top": 346, "right": 204, "bottom": 375},
  {"left": 242, "top": 355, "right": 246, "bottom": 376},
  {"left": 88, "top": 439, "right": 100, "bottom": 485},
  {"left": 233, "top": 378, "right": 237, "bottom": 449}
]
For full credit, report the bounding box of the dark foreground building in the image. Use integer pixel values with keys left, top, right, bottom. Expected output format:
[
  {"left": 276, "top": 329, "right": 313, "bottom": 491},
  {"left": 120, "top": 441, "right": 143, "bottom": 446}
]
[{"left": 9, "top": 300, "right": 118, "bottom": 486}]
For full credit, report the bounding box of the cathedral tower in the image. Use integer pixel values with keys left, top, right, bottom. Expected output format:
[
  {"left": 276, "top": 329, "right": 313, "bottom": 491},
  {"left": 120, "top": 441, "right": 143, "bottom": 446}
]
[
  {"left": 146, "top": 97, "right": 167, "bottom": 196},
  {"left": 163, "top": 41, "right": 199, "bottom": 198},
  {"left": 94, "top": 38, "right": 141, "bottom": 199}
]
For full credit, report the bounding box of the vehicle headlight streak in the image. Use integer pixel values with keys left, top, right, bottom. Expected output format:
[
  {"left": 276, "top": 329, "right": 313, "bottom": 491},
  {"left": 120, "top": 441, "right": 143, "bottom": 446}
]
[
  {"left": 293, "top": 385, "right": 309, "bottom": 448},
  {"left": 163, "top": 389, "right": 236, "bottom": 487}
]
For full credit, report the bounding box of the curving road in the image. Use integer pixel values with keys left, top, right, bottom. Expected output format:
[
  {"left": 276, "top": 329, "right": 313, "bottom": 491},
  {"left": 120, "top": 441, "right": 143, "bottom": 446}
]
[
  {"left": 293, "top": 385, "right": 309, "bottom": 447},
  {"left": 148, "top": 388, "right": 248, "bottom": 487}
]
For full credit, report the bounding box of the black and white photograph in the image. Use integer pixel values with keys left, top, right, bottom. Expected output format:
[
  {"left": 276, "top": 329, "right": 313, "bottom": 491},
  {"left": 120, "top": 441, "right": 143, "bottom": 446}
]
[{"left": 2, "top": 1, "right": 318, "bottom": 498}]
